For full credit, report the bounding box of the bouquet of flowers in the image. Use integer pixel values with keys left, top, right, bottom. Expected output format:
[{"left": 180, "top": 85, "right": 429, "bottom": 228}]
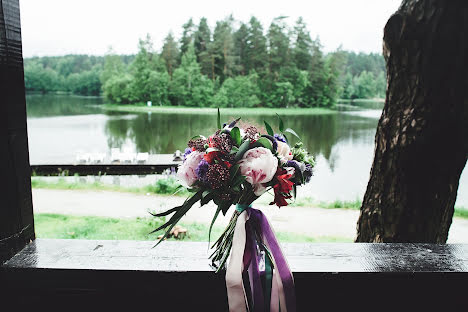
[{"left": 152, "top": 110, "right": 314, "bottom": 312}]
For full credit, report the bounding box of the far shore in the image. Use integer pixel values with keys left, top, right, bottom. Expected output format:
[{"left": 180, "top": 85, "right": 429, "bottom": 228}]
[{"left": 100, "top": 104, "right": 339, "bottom": 116}]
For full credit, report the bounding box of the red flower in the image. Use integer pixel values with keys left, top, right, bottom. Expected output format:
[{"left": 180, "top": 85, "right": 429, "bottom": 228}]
[
  {"left": 208, "top": 136, "right": 216, "bottom": 148},
  {"left": 276, "top": 173, "right": 294, "bottom": 193},
  {"left": 270, "top": 168, "right": 294, "bottom": 207},
  {"left": 204, "top": 151, "right": 218, "bottom": 163}
]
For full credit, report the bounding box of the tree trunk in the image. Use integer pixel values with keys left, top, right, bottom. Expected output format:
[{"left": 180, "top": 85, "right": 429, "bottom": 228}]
[{"left": 356, "top": 0, "right": 468, "bottom": 243}]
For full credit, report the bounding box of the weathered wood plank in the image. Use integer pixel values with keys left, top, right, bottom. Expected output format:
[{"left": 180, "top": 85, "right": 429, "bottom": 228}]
[
  {"left": 4, "top": 239, "right": 468, "bottom": 272},
  {"left": 1, "top": 240, "right": 468, "bottom": 310},
  {"left": 0, "top": 0, "right": 34, "bottom": 263}
]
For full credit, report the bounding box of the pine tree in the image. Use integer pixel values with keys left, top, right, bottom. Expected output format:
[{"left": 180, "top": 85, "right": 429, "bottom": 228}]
[
  {"left": 194, "top": 18, "right": 214, "bottom": 78},
  {"left": 161, "top": 32, "right": 180, "bottom": 79},
  {"left": 234, "top": 23, "right": 249, "bottom": 75},
  {"left": 212, "top": 16, "right": 238, "bottom": 82},
  {"left": 170, "top": 44, "right": 214, "bottom": 107},
  {"left": 267, "top": 17, "right": 291, "bottom": 77},
  {"left": 246, "top": 17, "right": 268, "bottom": 75},
  {"left": 194, "top": 18, "right": 211, "bottom": 61},
  {"left": 101, "top": 47, "right": 124, "bottom": 86},
  {"left": 292, "top": 17, "right": 313, "bottom": 71},
  {"left": 130, "top": 34, "right": 168, "bottom": 103},
  {"left": 180, "top": 18, "right": 195, "bottom": 57},
  {"left": 305, "top": 37, "right": 327, "bottom": 106}
]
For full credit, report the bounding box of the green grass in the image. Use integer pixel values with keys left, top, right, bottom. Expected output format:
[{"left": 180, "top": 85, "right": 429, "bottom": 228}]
[
  {"left": 289, "top": 197, "right": 362, "bottom": 210},
  {"left": 34, "top": 213, "right": 352, "bottom": 242},
  {"left": 101, "top": 104, "right": 337, "bottom": 116},
  {"left": 31, "top": 176, "right": 188, "bottom": 196},
  {"left": 337, "top": 98, "right": 385, "bottom": 104},
  {"left": 291, "top": 196, "right": 468, "bottom": 219},
  {"left": 31, "top": 178, "right": 468, "bottom": 220},
  {"left": 454, "top": 208, "right": 468, "bottom": 219}
]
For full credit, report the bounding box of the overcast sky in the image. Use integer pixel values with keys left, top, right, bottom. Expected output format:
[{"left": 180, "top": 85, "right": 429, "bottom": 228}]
[{"left": 20, "top": 0, "right": 401, "bottom": 58}]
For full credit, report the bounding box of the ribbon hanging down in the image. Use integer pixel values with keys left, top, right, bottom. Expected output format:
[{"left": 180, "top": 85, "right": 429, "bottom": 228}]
[{"left": 225, "top": 205, "right": 296, "bottom": 312}]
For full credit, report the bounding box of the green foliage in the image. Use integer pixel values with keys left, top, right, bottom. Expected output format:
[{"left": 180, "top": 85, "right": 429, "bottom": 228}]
[
  {"left": 214, "top": 74, "right": 260, "bottom": 107},
  {"left": 24, "top": 15, "right": 387, "bottom": 105},
  {"left": 170, "top": 44, "right": 214, "bottom": 106},
  {"left": 161, "top": 32, "right": 179, "bottom": 78},
  {"left": 66, "top": 66, "right": 102, "bottom": 95},
  {"left": 146, "top": 177, "right": 184, "bottom": 194},
  {"left": 103, "top": 74, "right": 135, "bottom": 104}
]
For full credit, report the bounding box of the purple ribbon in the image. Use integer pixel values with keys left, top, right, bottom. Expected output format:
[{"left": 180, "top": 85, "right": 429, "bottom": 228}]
[
  {"left": 245, "top": 219, "right": 265, "bottom": 312},
  {"left": 248, "top": 207, "right": 296, "bottom": 312}
]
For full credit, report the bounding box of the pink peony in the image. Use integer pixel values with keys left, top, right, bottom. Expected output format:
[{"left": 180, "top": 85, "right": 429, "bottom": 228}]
[
  {"left": 276, "top": 141, "right": 293, "bottom": 164},
  {"left": 177, "top": 151, "right": 204, "bottom": 187},
  {"left": 238, "top": 147, "right": 278, "bottom": 196}
]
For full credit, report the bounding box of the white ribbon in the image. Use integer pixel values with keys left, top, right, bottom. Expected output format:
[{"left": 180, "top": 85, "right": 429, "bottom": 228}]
[{"left": 226, "top": 211, "right": 249, "bottom": 312}]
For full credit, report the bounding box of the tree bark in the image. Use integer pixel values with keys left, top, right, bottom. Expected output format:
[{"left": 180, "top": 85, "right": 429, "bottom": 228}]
[{"left": 356, "top": 0, "right": 468, "bottom": 243}]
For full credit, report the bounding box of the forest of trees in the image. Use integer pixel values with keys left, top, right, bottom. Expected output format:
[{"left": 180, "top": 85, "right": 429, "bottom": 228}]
[{"left": 24, "top": 16, "right": 386, "bottom": 107}]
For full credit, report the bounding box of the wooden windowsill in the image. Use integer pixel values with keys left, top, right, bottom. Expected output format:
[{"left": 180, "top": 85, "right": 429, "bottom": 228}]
[{"left": 1, "top": 239, "right": 468, "bottom": 310}]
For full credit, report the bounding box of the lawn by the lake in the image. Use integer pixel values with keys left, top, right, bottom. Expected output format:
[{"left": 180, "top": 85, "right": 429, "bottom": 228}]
[
  {"left": 101, "top": 104, "right": 338, "bottom": 116},
  {"left": 34, "top": 213, "right": 351, "bottom": 243}
]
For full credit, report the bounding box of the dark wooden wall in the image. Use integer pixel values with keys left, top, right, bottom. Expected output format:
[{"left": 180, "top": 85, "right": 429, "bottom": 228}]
[{"left": 0, "top": 0, "right": 35, "bottom": 263}]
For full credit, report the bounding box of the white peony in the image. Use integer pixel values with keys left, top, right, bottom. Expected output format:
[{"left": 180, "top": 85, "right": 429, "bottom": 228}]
[
  {"left": 177, "top": 151, "right": 204, "bottom": 187},
  {"left": 276, "top": 141, "right": 293, "bottom": 164}
]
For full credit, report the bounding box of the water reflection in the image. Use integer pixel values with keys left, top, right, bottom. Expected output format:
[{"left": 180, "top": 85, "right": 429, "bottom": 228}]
[
  {"left": 103, "top": 112, "right": 379, "bottom": 166},
  {"left": 25, "top": 94, "right": 466, "bottom": 207},
  {"left": 26, "top": 93, "right": 103, "bottom": 117}
]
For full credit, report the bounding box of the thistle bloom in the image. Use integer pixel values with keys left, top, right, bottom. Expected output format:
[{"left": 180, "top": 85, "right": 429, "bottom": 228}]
[
  {"left": 177, "top": 151, "right": 204, "bottom": 187},
  {"left": 274, "top": 133, "right": 286, "bottom": 143},
  {"left": 238, "top": 147, "right": 278, "bottom": 196},
  {"left": 183, "top": 147, "right": 192, "bottom": 160},
  {"left": 195, "top": 159, "right": 210, "bottom": 183}
]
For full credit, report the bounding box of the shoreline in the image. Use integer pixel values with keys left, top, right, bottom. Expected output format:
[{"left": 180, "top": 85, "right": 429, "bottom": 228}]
[{"left": 100, "top": 104, "right": 339, "bottom": 115}]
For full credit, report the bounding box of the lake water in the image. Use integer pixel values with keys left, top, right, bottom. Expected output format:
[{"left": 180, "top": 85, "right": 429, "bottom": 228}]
[{"left": 26, "top": 94, "right": 467, "bottom": 207}]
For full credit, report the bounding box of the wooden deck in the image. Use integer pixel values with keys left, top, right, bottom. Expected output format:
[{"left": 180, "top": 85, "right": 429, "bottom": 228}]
[{"left": 31, "top": 154, "right": 183, "bottom": 175}]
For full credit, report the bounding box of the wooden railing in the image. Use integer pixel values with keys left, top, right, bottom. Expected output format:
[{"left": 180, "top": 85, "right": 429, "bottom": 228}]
[{"left": 1, "top": 239, "right": 467, "bottom": 310}]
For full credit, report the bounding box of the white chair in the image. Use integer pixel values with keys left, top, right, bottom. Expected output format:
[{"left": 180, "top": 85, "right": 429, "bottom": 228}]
[
  {"left": 110, "top": 148, "right": 121, "bottom": 163},
  {"left": 136, "top": 153, "right": 149, "bottom": 164}
]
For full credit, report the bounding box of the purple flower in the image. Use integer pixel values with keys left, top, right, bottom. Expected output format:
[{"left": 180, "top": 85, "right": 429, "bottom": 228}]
[
  {"left": 274, "top": 133, "right": 286, "bottom": 143},
  {"left": 183, "top": 148, "right": 192, "bottom": 160},
  {"left": 303, "top": 164, "right": 313, "bottom": 183},
  {"left": 195, "top": 159, "right": 210, "bottom": 183},
  {"left": 286, "top": 160, "right": 310, "bottom": 185}
]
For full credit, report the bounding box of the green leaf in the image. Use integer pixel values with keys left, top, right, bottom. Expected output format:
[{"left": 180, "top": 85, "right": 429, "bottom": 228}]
[
  {"left": 151, "top": 190, "right": 203, "bottom": 247},
  {"left": 201, "top": 191, "right": 215, "bottom": 206},
  {"left": 234, "top": 139, "right": 251, "bottom": 162},
  {"left": 217, "top": 108, "right": 221, "bottom": 129},
  {"left": 230, "top": 127, "right": 241, "bottom": 146},
  {"left": 208, "top": 206, "right": 222, "bottom": 246},
  {"left": 229, "top": 164, "right": 240, "bottom": 179},
  {"left": 220, "top": 200, "right": 233, "bottom": 216},
  {"left": 232, "top": 175, "right": 246, "bottom": 187},
  {"left": 190, "top": 134, "right": 204, "bottom": 140},
  {"left": 229, "top": 146, "right": 239, "bottom": 155},
  {"left": 277, "top": 114, "right": 284, "bottom": 132},
  {"left": 254, "top": 137, "right": 273, "bottom": 151},
  {"left": 264, "top": 121, "right": 274, "bottom": 136},
  {"left": 284, "top": 128, "right": 301, "bottom": 140}
]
